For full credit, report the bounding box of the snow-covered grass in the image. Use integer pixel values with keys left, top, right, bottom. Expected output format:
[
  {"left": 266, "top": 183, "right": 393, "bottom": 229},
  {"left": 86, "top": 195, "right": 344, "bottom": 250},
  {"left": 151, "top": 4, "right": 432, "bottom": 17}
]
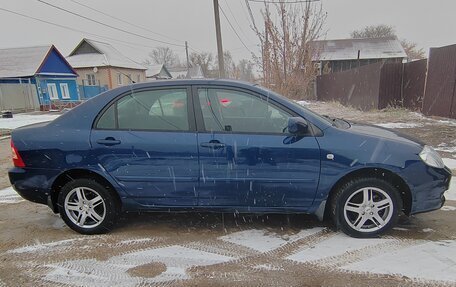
[
  {"left": 0, "top": 113, "right": 60, "bottom": 130},
  {"left": 376, "top": 122, "right": 424, "bottom": 129}
]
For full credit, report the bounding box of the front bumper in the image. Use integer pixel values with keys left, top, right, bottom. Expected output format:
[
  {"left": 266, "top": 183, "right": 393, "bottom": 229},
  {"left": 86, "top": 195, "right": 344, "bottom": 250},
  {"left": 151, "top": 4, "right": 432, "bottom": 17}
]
[
  {"left": 8, "top": 167, "right": 61, "bottom": 206},
  {"left": 409, "top": 165, "right": 452, "bottom": 215}
]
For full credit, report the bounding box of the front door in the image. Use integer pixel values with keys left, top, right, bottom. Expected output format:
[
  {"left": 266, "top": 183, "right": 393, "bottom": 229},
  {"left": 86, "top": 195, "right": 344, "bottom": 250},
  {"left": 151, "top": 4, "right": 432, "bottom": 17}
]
[
  {"left": 195, "top": 87, "right": 320, "bottom": 208},
  {"left": 90, "top": 87, "right": 199, "bottom": 207}
]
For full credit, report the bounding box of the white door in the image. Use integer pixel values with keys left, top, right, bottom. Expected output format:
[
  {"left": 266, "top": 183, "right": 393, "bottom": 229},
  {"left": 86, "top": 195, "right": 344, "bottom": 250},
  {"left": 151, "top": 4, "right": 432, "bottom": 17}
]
[
  {"left": 47, "top": 83, "right": 58, "bottom": 100},
  {"left": 60, "top": 83, "right": 70, "bottom": 99}
]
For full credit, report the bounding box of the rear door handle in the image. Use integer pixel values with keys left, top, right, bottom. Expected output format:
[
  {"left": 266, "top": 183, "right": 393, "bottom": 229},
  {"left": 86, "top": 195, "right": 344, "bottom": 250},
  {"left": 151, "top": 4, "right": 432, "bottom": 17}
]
[
  {"left": 96, "top": 137, "right": 121, "bottom": 146},
  {"left": 200, "top": 140, "right": 225, "bottom": 149}
]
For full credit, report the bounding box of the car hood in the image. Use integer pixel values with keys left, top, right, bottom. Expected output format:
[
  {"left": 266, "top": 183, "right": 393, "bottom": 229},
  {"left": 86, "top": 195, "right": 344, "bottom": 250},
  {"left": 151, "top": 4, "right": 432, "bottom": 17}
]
[{"left": 347, "top": 122, "right": 425, "bottom": 147}]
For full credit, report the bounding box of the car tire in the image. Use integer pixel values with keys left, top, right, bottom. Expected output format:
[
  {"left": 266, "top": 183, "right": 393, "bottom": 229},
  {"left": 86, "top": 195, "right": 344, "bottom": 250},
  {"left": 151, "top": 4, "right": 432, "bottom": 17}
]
[
  {"left": 331, "top": 177, "right": 402, "bottom": 238},
  {"left": 57, "top": 178, "right": 119, "bottom": 235}
]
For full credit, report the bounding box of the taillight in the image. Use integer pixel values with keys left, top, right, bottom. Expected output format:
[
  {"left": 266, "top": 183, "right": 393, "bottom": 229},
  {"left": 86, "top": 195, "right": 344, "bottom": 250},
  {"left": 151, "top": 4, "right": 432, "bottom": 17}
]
[{"left": 11, "top": 140, "right": 25, "bottom": 168}]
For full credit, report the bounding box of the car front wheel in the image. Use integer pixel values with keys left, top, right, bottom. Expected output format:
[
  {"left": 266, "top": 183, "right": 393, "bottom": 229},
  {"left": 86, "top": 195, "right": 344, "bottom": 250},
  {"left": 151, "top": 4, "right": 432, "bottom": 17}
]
[
  {"left": 331, "top": 177, "right": 402, "bottom": 238},
  {"left": 58, "top": 179, "right": 119, "bottom": 234}
]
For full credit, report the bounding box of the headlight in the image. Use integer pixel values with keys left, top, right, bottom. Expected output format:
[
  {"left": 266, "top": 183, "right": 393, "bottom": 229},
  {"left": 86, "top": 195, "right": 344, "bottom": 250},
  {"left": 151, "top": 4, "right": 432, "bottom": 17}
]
[{"left": 419, "top": 145, "right": 445, "bottom": 168}]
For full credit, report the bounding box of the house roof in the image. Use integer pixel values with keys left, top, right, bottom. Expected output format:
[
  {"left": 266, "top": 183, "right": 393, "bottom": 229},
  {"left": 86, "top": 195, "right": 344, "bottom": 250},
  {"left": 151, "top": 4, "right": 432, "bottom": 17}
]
[
  {"left": 66, "top": 38, "right": 147, "bottom": 70},
  {"left": 0, "top": 45, "right": 77, "bottom": 78},
  {"left": 146, "top": 64, "right": 172, "bottom": 78},
  {"left": 312, "top": 37, "right": 407, "bottom": 61},
  {"left": 168, "top": 65, "right": 205, "bottom": 79}
]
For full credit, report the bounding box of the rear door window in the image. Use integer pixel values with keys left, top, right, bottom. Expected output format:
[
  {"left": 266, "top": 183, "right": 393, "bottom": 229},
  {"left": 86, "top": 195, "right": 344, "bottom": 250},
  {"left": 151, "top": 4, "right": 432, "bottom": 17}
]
[{"left": 96, "top": 89, "right": 189, "bottom": 131}]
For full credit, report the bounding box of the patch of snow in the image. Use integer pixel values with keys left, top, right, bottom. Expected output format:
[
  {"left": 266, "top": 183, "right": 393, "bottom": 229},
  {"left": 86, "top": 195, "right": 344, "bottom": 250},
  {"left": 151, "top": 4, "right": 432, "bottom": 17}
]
[
  {"left": 435, "top": 119, "right": 456, "bottom": 127},
  {"left": 422, "top": 228, "right": 434, "bottom": 233},
  {"left": 392, "top": 227, "right": 409, "bottom": 231},
  {"left": 0, "top": 187, "right": 23, "bottom": 204},
  {"left": 376, "top": 122, "right": 423, "bottom": 129},
  {"left": 443, "top": 158, "right": 456, "bottom": 169},
  {"left": 8, "top": 238, "right": 80, "bottom": 254},
  {"left": 342, "top": 240, "right": 456, "bottom": 282},
  {"left": 296, "top": 100, "right": 310, "bottom": 106},
  {"left": 435, "top": 146, "right": 456, "bottom": 153},
  {"left": 445, "top": 177, "right": 456, "bottom": 201},
  {"left": 219, "top": 228, "right": 323, "bottom": 252},
  {"left": 441, "top": 205, "right": 456, "bottom": 211},
  {"left": 252, "top": 264, "right": 284, "bottom": 271},
  {"left": 119, "top": 238, "right": 154, "bottom": 245},
  {"left": 286, "top": 233, "right": 391, "bottom": 263},
  {"left": 0, "top": 113, "right": 60, "bottom": 130},
  {"left": 45, "top": 245, "right": 235, "bottom": 286}
]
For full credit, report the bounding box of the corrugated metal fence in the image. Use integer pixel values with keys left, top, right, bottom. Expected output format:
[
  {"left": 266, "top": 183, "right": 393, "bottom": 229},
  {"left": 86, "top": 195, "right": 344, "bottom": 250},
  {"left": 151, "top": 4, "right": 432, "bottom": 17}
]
[
  {"left": 422, "top": 44, "right": 456, "bottom": 118},
  {"left": 317, "top": 62, "right": 402, "bottom": 110},
  {"left": 0, "top": 81, "right": 39, "bottom": 112},
  {"left": 316, "top": 44, "right": 456, "bottom": 119}
]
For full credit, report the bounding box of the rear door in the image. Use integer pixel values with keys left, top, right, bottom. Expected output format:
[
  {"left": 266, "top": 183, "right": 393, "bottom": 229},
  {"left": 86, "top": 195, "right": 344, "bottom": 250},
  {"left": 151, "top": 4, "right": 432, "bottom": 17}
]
[
  {"left": 194, "top": 87, "right": 321, "bottom": 208},
  {"left": 90, "top": 87, "right": 199, "bottom": 207}
]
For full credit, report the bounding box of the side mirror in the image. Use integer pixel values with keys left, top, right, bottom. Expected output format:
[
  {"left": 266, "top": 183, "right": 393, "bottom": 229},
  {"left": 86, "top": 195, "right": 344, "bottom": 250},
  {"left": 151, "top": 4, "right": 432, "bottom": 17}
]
[{"left": 287, "top": 117, "right": 309, "bottom": 134}]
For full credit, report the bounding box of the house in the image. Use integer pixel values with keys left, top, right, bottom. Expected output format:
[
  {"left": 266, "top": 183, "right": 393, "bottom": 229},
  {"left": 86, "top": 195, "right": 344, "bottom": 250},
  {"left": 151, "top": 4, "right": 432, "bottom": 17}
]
[
  {"left": 0, "top": 45, "right": 79, "bottom": 111},
  {"left": 145, "top": 64, "right": 172, "bottom": 80},
  {"left": 168, "top": 65, "right": 205, "bottom": 79},
  {"left": 312, "top": 37, "right": 407, "bottom": 74},
  {"left": 66, "top": 39, "right": 147, "bottom": 97}
]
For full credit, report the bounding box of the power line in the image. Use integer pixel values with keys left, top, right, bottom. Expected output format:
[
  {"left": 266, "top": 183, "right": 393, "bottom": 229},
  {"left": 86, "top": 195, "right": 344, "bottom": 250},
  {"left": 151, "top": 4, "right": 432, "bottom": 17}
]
[
  {"left": 37, "top": 0, "right": 185, "bottom": 47},
  {"left": 223, "top": 0, "right": 250, "bottom": 41},
  {"left": 68, "top": 0, "right": 182, "bottom": 44},
  {"left": 247, "top": 0, "right": 320, "bottom": 3},
  {"left": 218, "top": 4, "right": 255, "bottom": 55},
  {"left": 0, "top": 7, "right": 182, "bottom": 55}
]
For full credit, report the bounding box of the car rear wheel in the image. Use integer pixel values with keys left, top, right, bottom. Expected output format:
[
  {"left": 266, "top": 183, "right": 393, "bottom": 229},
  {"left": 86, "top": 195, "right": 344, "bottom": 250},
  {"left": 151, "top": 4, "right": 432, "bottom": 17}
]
[
  {"left": 58, "top": 179, "right": 119, "bottom": 234},
  {"left": 331, "top": 177, "right": 402, "bottom": 238}
]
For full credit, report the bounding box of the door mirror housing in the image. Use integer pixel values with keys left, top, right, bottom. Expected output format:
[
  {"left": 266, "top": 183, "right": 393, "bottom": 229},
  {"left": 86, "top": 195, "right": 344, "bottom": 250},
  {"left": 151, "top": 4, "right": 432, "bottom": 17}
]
[{"left": 287, "top": 117, "right": 309, "bottom": 135}]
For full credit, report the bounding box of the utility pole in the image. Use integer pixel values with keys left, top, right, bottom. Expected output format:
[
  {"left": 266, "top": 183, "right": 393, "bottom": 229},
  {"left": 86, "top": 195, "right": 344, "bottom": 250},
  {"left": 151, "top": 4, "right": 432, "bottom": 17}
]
[
  {"left": 185, "top": 41, "right": 190, "bottom": 74},
  {"left": 213, "top": 0, "right": 225, "bottom": 78}
]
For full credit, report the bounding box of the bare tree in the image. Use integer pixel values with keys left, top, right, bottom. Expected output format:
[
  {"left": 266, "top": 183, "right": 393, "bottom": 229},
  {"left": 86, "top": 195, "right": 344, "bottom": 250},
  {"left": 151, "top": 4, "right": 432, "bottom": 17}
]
[
  {"left": 351, "top": 24, "right": 396, "bottom": 38},
  {"left": 189, "top": 51, "right": 213, "bottom": 77},
  {"left": 235, "top": 59, "right": 255, "bottom": 82},
  {"left": 214, "top": 51, "right": 236, "bottom": 78},
  {"left": 144, "top": 47, "right": 180, "bottom": 67},
  {"left": 248, "top": 1, "right": 327, "bottom": 99},
  {"left": 350, "top": 25, "right": 426, "bottom": 61},
  {"left": 400, "top": 39, "right": 426, "bottom": 60}
]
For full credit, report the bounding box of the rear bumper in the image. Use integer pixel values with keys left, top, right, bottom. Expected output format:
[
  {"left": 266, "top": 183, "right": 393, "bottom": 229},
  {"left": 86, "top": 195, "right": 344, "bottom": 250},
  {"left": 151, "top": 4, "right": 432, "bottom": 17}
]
[
  {"left": 409, "top": 166, "right": 452, "bottom": 215},
  {"left": 8, "top": 167, "right": 60, "bottom": 206}
]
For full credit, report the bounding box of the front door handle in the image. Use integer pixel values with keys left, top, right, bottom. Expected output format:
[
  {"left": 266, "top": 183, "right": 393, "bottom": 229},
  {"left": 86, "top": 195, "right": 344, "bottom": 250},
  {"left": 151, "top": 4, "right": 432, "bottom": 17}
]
[
  {"left": 96, "top": 137, "right": 121, "bottom": 146},
  {"left": 200, "top": 140, "right": 225, "bottom": 149}
]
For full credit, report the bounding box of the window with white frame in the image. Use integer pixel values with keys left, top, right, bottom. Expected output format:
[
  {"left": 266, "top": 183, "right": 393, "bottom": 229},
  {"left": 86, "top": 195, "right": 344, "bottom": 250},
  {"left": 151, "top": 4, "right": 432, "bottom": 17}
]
[
  {"left": 47, "top": 83, "right": 58, "bottom": 100},
  {"left": 117, "top": 73, "right": 123, "bottom": 85},
  {"left": 60, "top": 83, "right": 70, "bottom": 99},
  {"left": 86, "top": 74, "right": 96, "bottom": 86}
]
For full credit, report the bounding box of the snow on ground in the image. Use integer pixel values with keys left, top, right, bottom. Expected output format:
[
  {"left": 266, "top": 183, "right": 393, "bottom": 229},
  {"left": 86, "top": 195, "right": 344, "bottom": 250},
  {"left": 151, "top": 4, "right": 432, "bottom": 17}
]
[
  {"left": 342, "top": 240, "right": 456, "bottom": 282},
  {"left": 219, "top": 228, "right": 323, "bottom": 252},
  {"left": 0, "top": 113, "right": 60, "bottom": 130},
  {"left": 445, "top": 177, "right": 456, "bottom": 201},
  {"left": 375, "top": 122, "right": 424, "bottom": 129},
  {"left": 45, "top": 245, "right": 235, "bottom": 286},
  {"left": 7, "top": 228, "right": 456, "bottom": 285},
  {"left": 443, "top": 158, "right": 456, "bottom": 169},
  {"left": 0, "top": 187, "right": 23, "bottom": 203},
  {"left": 286, "top": 233, "right": 391, "bottom": 263}
]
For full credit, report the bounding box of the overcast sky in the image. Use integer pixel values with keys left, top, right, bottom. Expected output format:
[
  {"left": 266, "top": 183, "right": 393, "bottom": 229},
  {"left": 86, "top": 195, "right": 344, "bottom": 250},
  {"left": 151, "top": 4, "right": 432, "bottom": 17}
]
[{"left": 1, "top": 0, "right": 455, "bottom": 65}]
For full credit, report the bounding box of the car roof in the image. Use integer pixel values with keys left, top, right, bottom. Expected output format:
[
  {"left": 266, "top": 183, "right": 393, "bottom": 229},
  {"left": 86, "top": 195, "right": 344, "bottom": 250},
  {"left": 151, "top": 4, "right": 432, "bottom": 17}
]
[{"left": 125, "top": 78, "right": 258, "bottom": 89}]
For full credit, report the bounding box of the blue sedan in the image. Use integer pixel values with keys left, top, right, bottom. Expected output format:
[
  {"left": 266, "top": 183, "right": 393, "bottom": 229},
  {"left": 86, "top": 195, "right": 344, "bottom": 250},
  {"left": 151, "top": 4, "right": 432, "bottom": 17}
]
[{"left": 8, "top": 80, "right": 452, "bottom": 237}]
